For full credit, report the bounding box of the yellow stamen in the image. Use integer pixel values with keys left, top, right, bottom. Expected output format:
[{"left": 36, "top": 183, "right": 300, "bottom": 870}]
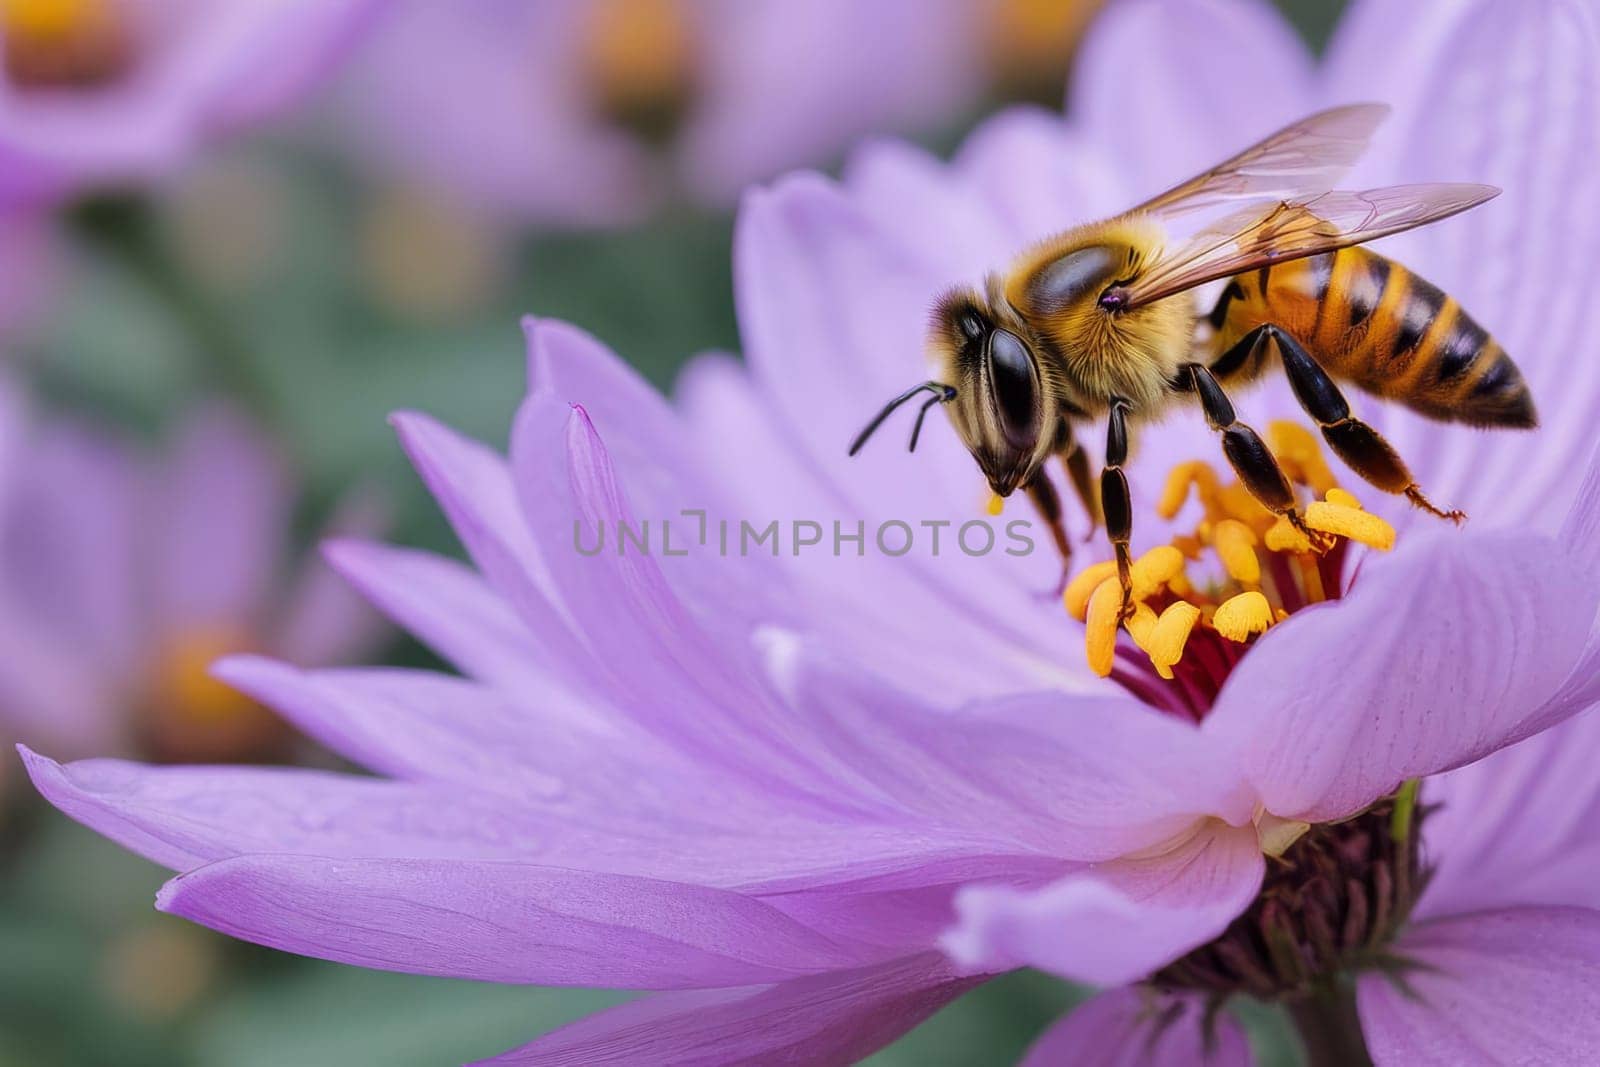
[
  {"left": 985, "top": 492, "right": 1005, "bottom": 517},
  {"left": 1130, "top": 544, "right": 1185, "bottom": 600},
  {"left": 1171, "top": 534, "right": 1205, "bottom": 561},
  {"left": 151, "top": 629, "right": 257, "bottom": 725},
  {"left": 1218, "top": 481, "right": 1271, "bottom": 525},
  {"left": 1063, "top": 560, "right": 1116, "bottom": 620},
  {"left": 1213, "top": 590, "right": 1274, "bottom": 641},
  {"left": 987, "top": 0, "right": 1099, "bottom": 97},
  {"left": 1124, "top": 601, "right": 1159, "bottom": 651},
  {"left": 1269, "top": 420, "right": 1338, "bottom": 494},
  {"left": 1146, "top": 602, "right": 1201, "bottom": 679},
  {"left": 1305, "top": 501, "right": 1395, "bottom": 551},
  {"left": 2, "top": 0, "right": 102, "bottom": 37},
  {"left": 2, "top": 0, "right": 125, "bottom": 87},
  {"left": 1325, "top": 487, "right": 1362, "bottom": 510},
  {"left": 1212, "top": 519, "right": 1261, "bottom": 584},
  {"left": 1085, "top": 578, "right": 1124, "bottom": 677},
  {"left": 1256, "top": 811, "right": 1312, "bottom": 857},
  {"left": 582, "top": 0, "right": 696, "bottom": 132},
  {"left": 1157, "top": 461, "right": 1221, "bottom": 519},
  {"left": 1264, "top": 514, "right": 1313, "bottom": 553}
]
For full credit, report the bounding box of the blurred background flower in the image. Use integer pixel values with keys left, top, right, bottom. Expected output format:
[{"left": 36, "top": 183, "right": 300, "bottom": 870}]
[{"left": 12, "top": 0, "right": 1578, "bottom": 1065}]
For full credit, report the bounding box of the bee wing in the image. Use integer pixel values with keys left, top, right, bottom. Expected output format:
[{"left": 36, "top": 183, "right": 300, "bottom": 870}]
[
  {"left": 1132, "top": 103, "right": 1390, "bottom": 221},
  {"left": 1118, "top": 183, "right": 1501, "bottom": 309}
]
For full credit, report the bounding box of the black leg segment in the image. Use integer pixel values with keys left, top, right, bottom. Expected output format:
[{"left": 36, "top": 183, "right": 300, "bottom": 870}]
[
  {"left": 1101, "top": 399, "right": 1134, "bottom": 615},
  {"left": 1261, "top": 324, "right": 1465, "bottom": 522},
  {"left": 1186, "top": 363, "right": 1299, "bottom": 517}
]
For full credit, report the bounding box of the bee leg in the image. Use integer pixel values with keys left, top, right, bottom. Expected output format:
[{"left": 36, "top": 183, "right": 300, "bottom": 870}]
[
  {"left": 1024, "top": 472, "right": 1074, "bottom": 595},
  {"left": 1102, "top": 398, "right": 1135, "bottom": 618},
  {"left": 1184, "top": 363, "right": 1323, "bottom": 543},
  {"left": 1062, "top": 437, "right": 1101, "bottom": 542},
  {"left": 1266, "top": 325, "right": 1467, "bottom": 524}
]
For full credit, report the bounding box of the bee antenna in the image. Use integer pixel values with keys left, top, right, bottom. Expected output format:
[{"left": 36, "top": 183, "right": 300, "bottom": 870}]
[
  {"left": 907, "top": 389, "right": 952, "bottom": 452},
  {"left": 848, "top": 381, "right": 956, "bottom": 457}
]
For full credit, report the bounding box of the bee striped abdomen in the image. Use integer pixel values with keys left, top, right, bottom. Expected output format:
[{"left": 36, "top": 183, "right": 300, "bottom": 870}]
[{"left": 1216, "top": 247, "right": 1535, "bottom": 428}]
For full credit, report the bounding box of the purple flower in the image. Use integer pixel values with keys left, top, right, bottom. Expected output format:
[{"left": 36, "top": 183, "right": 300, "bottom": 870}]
[
  {"left": 18, "top": 0, "right": 1600, "bottom": 1064},
  {"left": 0, "top": 0, "right": 387, "bottom": 205},
  {"left": 0, "top": 394, "right": 387, "bottom": 761},
  {"left": 328, "top": 0, "right": 1097, "bottom": 221}
]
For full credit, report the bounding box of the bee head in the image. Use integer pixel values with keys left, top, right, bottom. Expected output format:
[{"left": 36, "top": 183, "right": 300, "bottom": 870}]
[
  {"left": 932, "top": 291, "right": 1053, "bottom": 497},
  {"left": 847, "top": 290, "right": 1056, "bottom": 497}
]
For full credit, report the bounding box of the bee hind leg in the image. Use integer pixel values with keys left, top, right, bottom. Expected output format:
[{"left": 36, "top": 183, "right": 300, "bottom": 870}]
[
  {"left": 1262, "top": 324, "right": 1466, "bottom": 524},
  {"left": 1184, "top": 363, "right": 1328, "bottom": 546}
]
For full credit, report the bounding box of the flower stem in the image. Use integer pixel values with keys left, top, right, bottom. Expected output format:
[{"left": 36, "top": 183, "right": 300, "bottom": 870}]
[
  {"left": 67, "top": 194, "right": 274, "bottom": 417},
  {"left": 1287, "top": 980, "right": 1373, "bottom": 1067}
]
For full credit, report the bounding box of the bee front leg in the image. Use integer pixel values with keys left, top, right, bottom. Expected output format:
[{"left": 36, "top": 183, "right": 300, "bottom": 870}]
[
  {"left": 1262, "top": 325, "right": 1465, "bottom": 523},
  {"left": 1024, "top": 472, "right": 1074, "bottom": 595},
  {"left": 1101, "top": 398, "right": 1135, "bottom": 618},
  {"left": 1184, "top": 363, "right": 1321, "bottom": 543},
  {"left": 1062, "top": 435, "right": 1101, "bottom": 542}
]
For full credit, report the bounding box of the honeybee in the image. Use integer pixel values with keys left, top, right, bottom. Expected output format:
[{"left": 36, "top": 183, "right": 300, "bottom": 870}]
[{"left": 850, "top": 104, "right": 1533, "bottom": 610}]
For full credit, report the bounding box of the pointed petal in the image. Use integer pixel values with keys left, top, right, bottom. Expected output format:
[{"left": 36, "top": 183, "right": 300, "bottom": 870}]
[
  {"left": 1207, "top": 529, "right": 1597, "bottom": 823},
  {"left": 389, "top": 411, "right": 595, "bottom": 679},
  {"left": 272, "top": 488, "right": 390, "bottom": 667},
  {"left": 475, "top": 953, "right": 977, "bottom": 1066},
  {"left": 941, "top": 822, "right": 1263, "bottom": 985},
  {"left": 1021, "top": 986, "right": 1251, "bottom": 1067},
  {"left": 1357, "top": 907, "right": 1600, "bottom": 1065},
  {"left": 1345, "top": 1, "right": 1600, "bottom": 534},
  {"left": 1073, "top": 0, "right": 1313, "bottom": 197},
  {"left": 156, "top": 853, "right": 873, "bottom": 987},
  {"left": 1419, "top": 708, "right": 1600, "bottom": 919},
  {"left": 320, "top": 539, "right": 547, "bottom": 691},
  {"left": 17, "top": 745, "right": 532, "bottom": 870}
]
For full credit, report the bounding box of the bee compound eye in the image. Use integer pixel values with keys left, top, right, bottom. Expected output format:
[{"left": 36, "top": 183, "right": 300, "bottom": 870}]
[{"left": 987, "top": 329, "right": 1039, "bottom": 448}]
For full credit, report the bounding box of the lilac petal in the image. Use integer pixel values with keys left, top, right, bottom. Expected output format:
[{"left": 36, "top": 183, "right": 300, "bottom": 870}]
[
  {"left": 733, "top": 178, "right": 1090, "bottom": 677},
  {"left": 156, "top": 853, "right": 873, "bottom": 987},
  {"left": 1206, "top": 529, "right": 1597, "bottom": 823},
  {"left": 179, "top": 0, "right": 388, "bottom": 134},
  {"left": 1073, "top": 0, "right": 1313, "bottom": 197},
  {"left": 1525, "top": 445, "right": 1600, "bottom": 726},
  {"left": 211, "top": 656, "right": 581, "bottom": 793},
  {"left": 475, "top": 953, "right": 978, "bottom": 1066},
  {"left": 0, "top": 612, "right": 119, "bottom": 756},
  {"left": 674, "top": 354, "right": 1085, "bottom": 704},
  {"left": 522, "top": 320, "right": 794, "bottom": 645},
  {"left": 941, "top": 822, "right": 1263, "bottom": 985},
  {"left": 786, "top": 652, "right": 1254, "bottom": 859},
  {"left": 176, "top": 661, "right": 1055, "bottom": 910},
  {"left": 156, "top": 405, "right": 291, "bottom": 633},
  {"left": 842, "top": 135, "right": 1015, "bottom": 275},
  {"left": 678, "top": 0, "right": 976, "bottom": 205},
  {"left": 333, "top": 1, "right": 655, "bottom": 225},
  {"left": 511, "top": 396, "right": 835, "bottom": 794},
  {"left": 272, "top": 487, "right": 390, "bottom": 667},
  {"left": 1021, "top": 986, "right": 1251, "bottom": 1067},
  {"left": 1357, "top": 907, "right": 1600, "bottom": 1065},
  {"left": 951, "top": 107, "right": 1125, "bottom": 244},
  {"left": 1350, "top": 1, "right": 1600, "bottom": 534},
  {"left": 389, "top": 411, "right": 596, "bottom": 680},
  {"left": 18, "top": 746, "right": 536, "bottom": 870},
  {"left": 0, "top": 421, "right": 143, "bottom": 677},
  {"left": 1321, "top": 0, "right": 1468, "bottom": 115},
  {"left": 1418, "top": 708, "right": 1600, "bottom": 920},
  {"left": 321, "top": 539, "right": 547, "bottom": 691}
]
